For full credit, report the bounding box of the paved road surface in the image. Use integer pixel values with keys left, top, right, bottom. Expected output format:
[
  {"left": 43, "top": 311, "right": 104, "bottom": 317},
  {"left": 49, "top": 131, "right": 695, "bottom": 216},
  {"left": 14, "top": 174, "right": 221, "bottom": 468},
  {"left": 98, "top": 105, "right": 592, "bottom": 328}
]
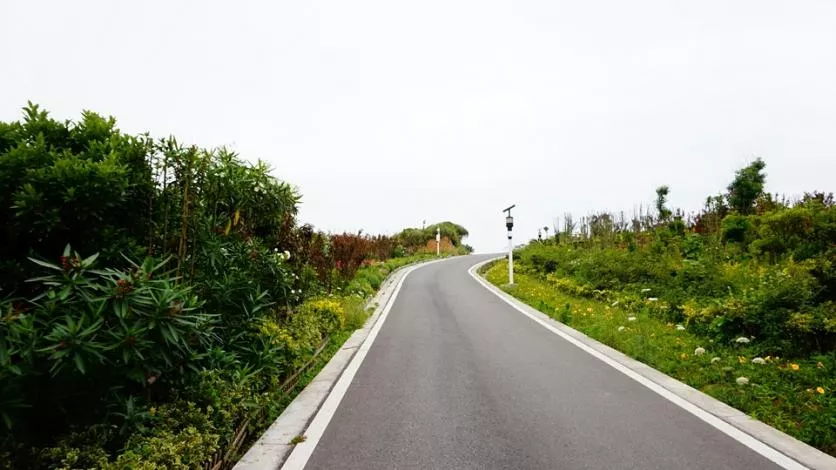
[{"left": 303, "top": 255, "right": 783, "bottom": 469}]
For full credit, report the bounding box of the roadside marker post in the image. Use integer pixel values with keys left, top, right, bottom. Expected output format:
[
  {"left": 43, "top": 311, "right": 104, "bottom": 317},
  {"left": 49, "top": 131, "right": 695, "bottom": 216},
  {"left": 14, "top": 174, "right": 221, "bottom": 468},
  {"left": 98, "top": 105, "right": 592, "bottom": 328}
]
[{"left": 504, "top": 205, "right": 515, "bottom": 285}]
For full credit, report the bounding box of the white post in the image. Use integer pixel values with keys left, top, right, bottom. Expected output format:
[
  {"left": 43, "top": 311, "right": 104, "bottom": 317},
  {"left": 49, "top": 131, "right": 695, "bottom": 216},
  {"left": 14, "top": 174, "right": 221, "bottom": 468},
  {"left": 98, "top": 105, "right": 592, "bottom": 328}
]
[
  {"left": 508, "top": 232, "right": 514, "bottom": 284},
  {"left": 436, "top": 227, "right": 441, "bottom": 256}
]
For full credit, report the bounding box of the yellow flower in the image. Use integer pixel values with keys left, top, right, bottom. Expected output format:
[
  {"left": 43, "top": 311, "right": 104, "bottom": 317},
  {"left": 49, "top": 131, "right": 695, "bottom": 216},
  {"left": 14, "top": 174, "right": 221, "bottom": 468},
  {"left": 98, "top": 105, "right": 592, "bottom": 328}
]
[
  {"left": 586, "top": 308, "right": 593, "bottom": 313},
  {"left": 817, "top": 387, "right": 825, "bottom": 395},
  {"left": 149, "top": 407, "right": 157, "bottom": 415},
  {"left": 738, "top": 356, "right": 747, "bottom": 364},
  {"left": 680, "top": 353, "right": 688, "bottom": 360},
  {"left": 817, "top": 362, "right": 824, "bottom": 369},
  {"left": 790, "top": 363, "right": 800, "bottom": 371}
]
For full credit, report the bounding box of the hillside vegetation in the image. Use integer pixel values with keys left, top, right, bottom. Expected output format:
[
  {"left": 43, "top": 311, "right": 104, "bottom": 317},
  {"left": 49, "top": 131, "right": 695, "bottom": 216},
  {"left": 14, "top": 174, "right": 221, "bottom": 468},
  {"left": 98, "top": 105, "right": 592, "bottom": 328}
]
[
  {"left": 486, "top": 159, "right": 835, "bottom": 455},
  {"left": 0, "top": 104, "right": 469, "bottom": 468}
]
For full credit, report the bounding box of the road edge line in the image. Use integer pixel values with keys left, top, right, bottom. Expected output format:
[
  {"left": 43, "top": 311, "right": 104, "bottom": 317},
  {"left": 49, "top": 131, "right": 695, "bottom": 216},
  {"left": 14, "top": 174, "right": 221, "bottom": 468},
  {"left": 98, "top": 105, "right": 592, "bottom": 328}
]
[{"left": 468, "top": 258, "right": 836, "bottom": 470}]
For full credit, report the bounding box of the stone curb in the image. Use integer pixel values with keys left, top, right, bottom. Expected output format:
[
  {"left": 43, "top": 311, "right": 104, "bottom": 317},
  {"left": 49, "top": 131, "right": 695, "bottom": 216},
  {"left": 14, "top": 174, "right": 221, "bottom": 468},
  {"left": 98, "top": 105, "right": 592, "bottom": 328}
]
[{"left": 471, "top": 257, "right": 836, "bottom": 470}]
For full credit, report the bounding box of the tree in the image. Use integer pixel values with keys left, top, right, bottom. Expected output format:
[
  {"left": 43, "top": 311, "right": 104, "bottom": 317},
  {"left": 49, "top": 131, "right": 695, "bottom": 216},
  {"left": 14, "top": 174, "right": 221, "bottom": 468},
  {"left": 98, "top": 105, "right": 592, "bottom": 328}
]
[
  {"left": 655, "top": 186, "right": 671, "bottom": 222},
  {"left": 727, "top": 158, "right": 766, "bottom": 215}
]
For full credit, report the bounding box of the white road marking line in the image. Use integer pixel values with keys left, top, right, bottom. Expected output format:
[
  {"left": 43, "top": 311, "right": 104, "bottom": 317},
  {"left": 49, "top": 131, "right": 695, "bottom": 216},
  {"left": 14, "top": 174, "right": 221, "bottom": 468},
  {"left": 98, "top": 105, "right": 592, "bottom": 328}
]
[
  {"left": 467, "top": 259, "right": 807, "bottom": 470},
  {"left": 281, "top": 259, "right": 446, "bottom": 469}
]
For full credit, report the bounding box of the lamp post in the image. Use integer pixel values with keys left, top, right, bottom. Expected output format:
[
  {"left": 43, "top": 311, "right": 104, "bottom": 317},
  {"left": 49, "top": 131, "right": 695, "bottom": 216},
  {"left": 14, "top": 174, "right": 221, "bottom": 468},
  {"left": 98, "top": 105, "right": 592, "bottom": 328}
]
[
  {"left": 504, "top": 205, "right": 515, "bottom": 284},
  {"left": 436, "top": 227, "right": 441, "bottom": 257}
]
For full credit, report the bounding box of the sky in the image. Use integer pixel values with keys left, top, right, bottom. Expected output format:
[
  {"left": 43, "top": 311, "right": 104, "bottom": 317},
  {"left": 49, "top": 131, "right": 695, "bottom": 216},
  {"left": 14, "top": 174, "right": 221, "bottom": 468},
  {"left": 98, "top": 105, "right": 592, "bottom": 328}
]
[{"left": 2, "top": 1, "right": 835, "bottom": 252}]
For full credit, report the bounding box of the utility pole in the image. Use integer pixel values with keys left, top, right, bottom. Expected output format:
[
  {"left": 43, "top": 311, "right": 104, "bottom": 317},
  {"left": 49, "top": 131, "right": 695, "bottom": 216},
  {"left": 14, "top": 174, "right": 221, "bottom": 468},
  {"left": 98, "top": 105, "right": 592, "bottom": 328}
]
[{"left": 503, "top": 205, "right": 515, "bottom": 284}]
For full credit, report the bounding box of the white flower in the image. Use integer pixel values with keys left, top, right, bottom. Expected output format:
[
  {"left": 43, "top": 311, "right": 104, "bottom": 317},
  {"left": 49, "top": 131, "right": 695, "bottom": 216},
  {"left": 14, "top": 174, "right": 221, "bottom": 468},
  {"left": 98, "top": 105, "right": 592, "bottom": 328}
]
[
  {"left": 641, "top": 288, "right": 651, "bottom": 293},
  {"left": 736, "top": 377, "right": 749, "bottom": 386},
  {"left": 694, "top": 347, "right": 706, "bottom": 356},
  {"left": 735, "top": 337, "right": 750, "bottom": 344},
  {"left": 611, "top": 301, "right": 619, "bottom": 307},
  {"left": 283, "top": 250, "right": 291, "bottom": 260},
  {"left": 648, "top": 297, "right": 658, "bottom": 302},
  {"left": 273, "top": 248, "right": 279, "bottom": 253},
  {"left": 627, "top": 316, "right": 637, "bottom": 322},
  {"left": 751, "top": 357, "right": 766, "bottom": 365},
  {"left": 711, "top": 357, "right": 721, "bottom": 364},
  {"left": 618, "top": 326, "right": 626, "bottom": 332},
  {"left": 676, "top": 324, "right": 686, "bottom": 331}
]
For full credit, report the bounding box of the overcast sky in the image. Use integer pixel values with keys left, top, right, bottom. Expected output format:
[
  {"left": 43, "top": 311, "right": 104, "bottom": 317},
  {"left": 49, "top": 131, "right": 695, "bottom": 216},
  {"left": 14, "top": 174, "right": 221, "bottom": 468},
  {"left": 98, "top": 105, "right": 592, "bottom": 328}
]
[{"left": 3, "top": 1, "right": 835, "bottom": 251}]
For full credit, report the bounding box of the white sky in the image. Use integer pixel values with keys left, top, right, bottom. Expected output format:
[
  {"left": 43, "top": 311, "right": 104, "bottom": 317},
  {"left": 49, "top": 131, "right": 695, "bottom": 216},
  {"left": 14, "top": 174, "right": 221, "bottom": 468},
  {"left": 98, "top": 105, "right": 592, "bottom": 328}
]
[{"left": 2, "top": 0, "right": 835, "bottom": 252}]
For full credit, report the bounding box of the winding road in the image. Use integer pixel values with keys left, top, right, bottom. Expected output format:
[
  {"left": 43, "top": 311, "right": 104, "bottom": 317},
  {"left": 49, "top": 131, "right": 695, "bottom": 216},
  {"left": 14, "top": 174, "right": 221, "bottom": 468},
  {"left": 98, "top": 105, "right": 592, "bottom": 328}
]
[{"left": 293, "top": 255, "right": 787, "bottom": 469}]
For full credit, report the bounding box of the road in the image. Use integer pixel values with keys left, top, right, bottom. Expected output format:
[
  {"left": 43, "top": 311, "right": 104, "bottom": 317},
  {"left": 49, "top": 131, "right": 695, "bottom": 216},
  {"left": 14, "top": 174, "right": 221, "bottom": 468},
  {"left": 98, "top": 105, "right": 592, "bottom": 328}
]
[{"left": 302, "top": 255, "right": 784, "bottom": 469}]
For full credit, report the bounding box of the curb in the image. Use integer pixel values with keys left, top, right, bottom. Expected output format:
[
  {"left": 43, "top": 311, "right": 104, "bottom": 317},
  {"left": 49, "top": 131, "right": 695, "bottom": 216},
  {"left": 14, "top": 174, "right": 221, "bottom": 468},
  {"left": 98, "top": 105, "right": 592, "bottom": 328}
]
[
  {"left": 469, "top": 257, "right": 836, "bottom": 470},
  {"left": 233, "top": 258, "right": 444, "bottom": 470}
]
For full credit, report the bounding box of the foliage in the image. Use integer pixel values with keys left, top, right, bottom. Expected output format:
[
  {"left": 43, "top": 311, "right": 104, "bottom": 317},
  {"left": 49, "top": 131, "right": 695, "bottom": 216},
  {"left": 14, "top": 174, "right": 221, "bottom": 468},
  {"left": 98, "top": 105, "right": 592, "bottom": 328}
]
[
  {"left": 727, "top": 157, "right": 766, "bottom": 215},
  {"left": 490, "top": 157, "right": 835, "bottom": 456},
  {"left": 0, "top": 103, "right": 154, "bottom": 295}
]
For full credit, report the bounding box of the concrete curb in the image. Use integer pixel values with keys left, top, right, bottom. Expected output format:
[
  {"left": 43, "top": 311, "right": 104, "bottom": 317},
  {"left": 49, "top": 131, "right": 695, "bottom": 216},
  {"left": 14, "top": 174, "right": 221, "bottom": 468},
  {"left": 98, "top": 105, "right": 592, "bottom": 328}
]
[
  {"left": 233, "top": 258, "right": 444, "bottom": 470},
  {"left": 470, "top": 257, "right": 836, "bottom": 470}
]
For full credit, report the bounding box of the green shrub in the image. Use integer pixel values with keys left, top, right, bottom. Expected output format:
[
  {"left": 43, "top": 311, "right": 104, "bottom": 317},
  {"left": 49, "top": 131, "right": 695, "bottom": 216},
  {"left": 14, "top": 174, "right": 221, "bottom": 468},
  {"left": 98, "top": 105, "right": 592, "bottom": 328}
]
[{"left": 0, "top": 104, "right": 153, "bottom": 294}]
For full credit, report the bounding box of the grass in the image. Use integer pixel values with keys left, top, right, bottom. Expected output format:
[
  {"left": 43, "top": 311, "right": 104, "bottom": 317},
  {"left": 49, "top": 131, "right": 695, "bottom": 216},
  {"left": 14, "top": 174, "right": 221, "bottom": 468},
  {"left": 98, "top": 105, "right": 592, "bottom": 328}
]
[{"left": 484, "top": 260, "right": 836, "bottom": 456}]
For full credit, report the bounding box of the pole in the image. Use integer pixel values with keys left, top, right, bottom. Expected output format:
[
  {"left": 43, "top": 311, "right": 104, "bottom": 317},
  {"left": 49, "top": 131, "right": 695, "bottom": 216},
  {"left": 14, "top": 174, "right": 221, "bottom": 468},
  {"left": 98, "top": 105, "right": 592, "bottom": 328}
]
[
  {"left": 508, "top": 232, "right": 514, "bottom": 284},
  {"left": 436, "top": 227, "right": 441, "bottom": 256}
]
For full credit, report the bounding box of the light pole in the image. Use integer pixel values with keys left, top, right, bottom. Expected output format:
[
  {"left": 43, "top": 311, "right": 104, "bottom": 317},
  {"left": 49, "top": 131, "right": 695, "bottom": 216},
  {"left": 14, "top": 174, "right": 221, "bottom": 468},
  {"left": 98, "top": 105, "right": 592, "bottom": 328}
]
[
  {"left": 504, "top": 205, "right": 515, "bottom": 284},
  {"left": 436, "top": 226, "right": 441, "bottom": 256}
]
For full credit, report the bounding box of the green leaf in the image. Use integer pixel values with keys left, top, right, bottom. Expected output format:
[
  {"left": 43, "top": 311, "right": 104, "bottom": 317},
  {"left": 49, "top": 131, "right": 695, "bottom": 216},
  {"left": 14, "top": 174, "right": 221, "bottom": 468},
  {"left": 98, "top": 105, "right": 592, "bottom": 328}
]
[
  {"left": 27, "top": 258, "right": 62, "bottom": 271},
  {"left": 82, "top": 252, "right": 99, "bottom": 267},
  {"left": 73, "top": 354, "right": 86, "bottom": 374}
]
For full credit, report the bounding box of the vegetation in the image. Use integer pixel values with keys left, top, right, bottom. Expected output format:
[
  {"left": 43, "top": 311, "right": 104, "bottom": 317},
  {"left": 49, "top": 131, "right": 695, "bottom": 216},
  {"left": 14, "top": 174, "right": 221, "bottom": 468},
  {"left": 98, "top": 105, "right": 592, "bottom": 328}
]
[
  {"left": 486, "top": 159, "right": 835, "bottom": 455},
  {"left": 0, "top": 104, "right": 468, "bottom": 468}
]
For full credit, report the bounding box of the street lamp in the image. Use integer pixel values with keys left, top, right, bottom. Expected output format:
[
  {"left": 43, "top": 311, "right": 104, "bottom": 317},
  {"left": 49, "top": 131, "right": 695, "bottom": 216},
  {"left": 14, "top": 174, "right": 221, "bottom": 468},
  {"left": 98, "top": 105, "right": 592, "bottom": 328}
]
[{"left": 504, "top": 205, "right": 515, "bottom": 284}]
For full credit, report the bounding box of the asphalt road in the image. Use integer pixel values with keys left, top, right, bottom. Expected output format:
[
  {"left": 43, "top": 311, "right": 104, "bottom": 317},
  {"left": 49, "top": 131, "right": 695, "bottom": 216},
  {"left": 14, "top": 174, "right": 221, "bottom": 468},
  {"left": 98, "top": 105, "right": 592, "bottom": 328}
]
[{"left": 303, "top": 255, "right": 783, "bottom": 469}]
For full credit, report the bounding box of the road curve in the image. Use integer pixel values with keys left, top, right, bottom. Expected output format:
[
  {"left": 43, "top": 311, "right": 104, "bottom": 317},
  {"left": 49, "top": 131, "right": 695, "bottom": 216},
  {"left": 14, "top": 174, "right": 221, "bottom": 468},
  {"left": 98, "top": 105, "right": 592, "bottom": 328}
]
[{"left": 303, "top": 255, "right": 782, "bottom": 470}]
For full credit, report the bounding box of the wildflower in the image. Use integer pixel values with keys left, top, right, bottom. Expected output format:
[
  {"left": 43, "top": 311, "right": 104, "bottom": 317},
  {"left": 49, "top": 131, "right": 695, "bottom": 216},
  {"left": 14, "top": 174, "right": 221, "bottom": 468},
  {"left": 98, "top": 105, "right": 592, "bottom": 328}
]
[
  {"left": 817, "top": 362, "right": 824, "bottom": 369},
  {"left": 680, "top": 353, "right": 688, "bottom": 360},
  {"left": 790, "top": 363, "right": 800, "bottom": 371},
  {"left": 738, "top": 356, "right": 747, "bottom": 364},
  {"left": 711, "top": 357, "right": 721, "bottom": 364},
  {"left": 736, "top": 377, "right": 749, "bottom": 386},
  {"left": 675, "top": 324, "right": 685, "bottom": 331},
  {"left": 751, "top": 357, "right": 766, "bottom": 365},
  {"left": 694, "top": 347, "right": 706, "bottom": 356},
  {"left": 817, "top": 387, "right": 825, "bottom": 395},
  {"left": 586, "top": 308, "right": 593, "bottom": 313},
  {"left": 284, "top": 250, "right": 291, "bottom": 260},
  {"left": 628, "top": 316, "right": 637, "bottom": 322},
  {"left": 648, "top": 297, "right": 658, "bottom": 302},
  {"left": 618, "top": 326, "right": 625, "bottom": 332},
  {"left": 149, "top": 407, "right": 157, "bottom": 415},
  {"left": 735, "top": 337, "right": 750, "bottom": 344}
]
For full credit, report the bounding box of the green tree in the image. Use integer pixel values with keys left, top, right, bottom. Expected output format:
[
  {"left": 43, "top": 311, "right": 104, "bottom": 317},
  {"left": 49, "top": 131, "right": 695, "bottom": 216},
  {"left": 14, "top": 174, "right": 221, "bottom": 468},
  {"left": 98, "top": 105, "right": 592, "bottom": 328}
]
[
  {"left": 727, "top": 158, "right": 767, "bottom": 215},
  {"left": 655, "top": 186, "right": 671, "bottom": 222}
]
